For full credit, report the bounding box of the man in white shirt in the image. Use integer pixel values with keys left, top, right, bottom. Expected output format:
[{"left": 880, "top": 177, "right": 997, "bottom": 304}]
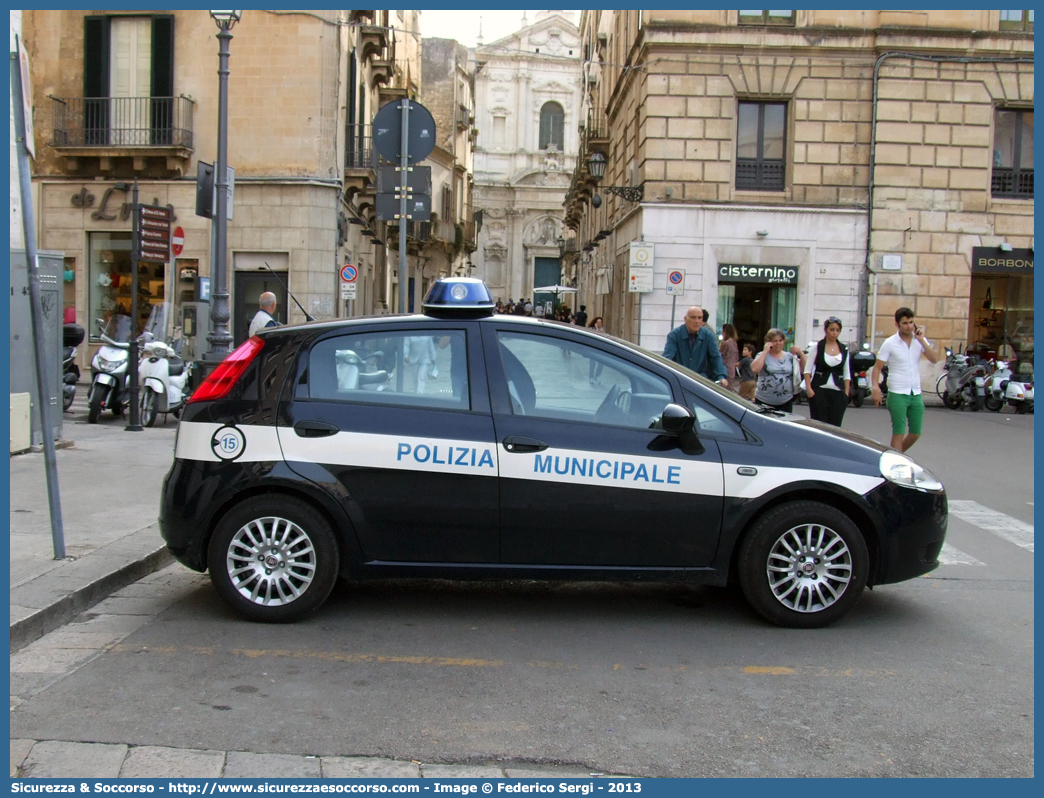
[
  {"left": 248, "top": 292, "right": 279, "bottom": 337},
  {"left": 872, "top": 307, "right": 941, "bottom": 452}
]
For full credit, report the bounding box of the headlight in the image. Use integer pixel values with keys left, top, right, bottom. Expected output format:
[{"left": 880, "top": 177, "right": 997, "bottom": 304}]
[
  {"left": 97, "top": 357, "right": 115, "bottom": 372},
  {"left": 879, "top": 451, "right": 944, "bottom": 492}
]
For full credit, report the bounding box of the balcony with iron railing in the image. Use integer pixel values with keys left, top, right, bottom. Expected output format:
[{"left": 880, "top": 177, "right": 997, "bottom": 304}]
[
  {"left": 49, "top": 95, "right": 194, "bottom": 171},
  {"left": 991, "top": 167, "right": 1034, "bottom": 199},
  {"left": 344, "top": 123, "right": 377, "bottom": 197}
]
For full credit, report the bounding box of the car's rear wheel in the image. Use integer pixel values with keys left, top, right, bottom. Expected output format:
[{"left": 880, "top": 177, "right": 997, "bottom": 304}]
[
  {"left": 738, "top": 501, "right": 868, "bottom": 628},
  {"left": 207, "top": 497, "right": 339, "bottom": 623}
]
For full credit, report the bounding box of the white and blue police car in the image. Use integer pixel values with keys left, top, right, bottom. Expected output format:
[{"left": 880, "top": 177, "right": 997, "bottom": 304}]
[{"left": 160, "top": 277, "right": 947, "bottom": 628}]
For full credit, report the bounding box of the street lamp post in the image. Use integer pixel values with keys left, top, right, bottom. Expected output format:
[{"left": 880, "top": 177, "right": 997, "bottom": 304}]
[{"left": 205, "top": 10, "right": 242, "bottom": 365}]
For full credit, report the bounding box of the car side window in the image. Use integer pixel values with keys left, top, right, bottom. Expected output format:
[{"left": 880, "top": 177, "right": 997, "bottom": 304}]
[
  {"left": 304, "top": 329, "right": 469, "bottom": 410},
  {"left": 496, "top": 331, "right": 673, "bottom": 429},
  {"left": 683, "top": 389, "right": 746, "bottom": 441}
]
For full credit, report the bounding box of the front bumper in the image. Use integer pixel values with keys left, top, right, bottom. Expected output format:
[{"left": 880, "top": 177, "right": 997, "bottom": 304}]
[{"left": 864, "top": 482, "right": 947, "bottom": 584}]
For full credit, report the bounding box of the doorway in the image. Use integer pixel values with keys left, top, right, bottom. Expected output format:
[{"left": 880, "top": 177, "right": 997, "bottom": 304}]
[
  {"left": 718, "top": 283, "right": 797, "bottom": 351},
  {"left": 533, "top": 256, "right": 562, "bottom": 308},
  {"left": 233, "top": 271, "right": 287, "bottom": 346}
]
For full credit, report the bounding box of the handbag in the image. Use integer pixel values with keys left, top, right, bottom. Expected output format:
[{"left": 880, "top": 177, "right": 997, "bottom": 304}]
[
  {"left": 429, "top": 363, "right": 439, "bottom": 379},
  {"left": 790, "top": 353, "right": 804, "bottom": 395}
]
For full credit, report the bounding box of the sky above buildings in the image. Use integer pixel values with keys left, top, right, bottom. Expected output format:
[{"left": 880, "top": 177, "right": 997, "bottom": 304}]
[{"left": 419, "top": 9, "right": 578, "bottom": 47}]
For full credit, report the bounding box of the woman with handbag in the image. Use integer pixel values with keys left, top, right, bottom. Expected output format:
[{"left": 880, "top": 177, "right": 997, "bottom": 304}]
[
  {"left": 803, "top": 316, "right": 851, "bottom": 426},
  {"left": 718, "top": 323, "right": 740, "bottom": 391},
  {"left": 751, "top": 328, "right": 807, "bottom": 413}
]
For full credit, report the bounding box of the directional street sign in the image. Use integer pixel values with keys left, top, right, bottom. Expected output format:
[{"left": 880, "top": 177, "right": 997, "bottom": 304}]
[
  {"left": 376, "top": 165, "right": 432, "bottom": 194},
  {"left": 376, "top": 193, "right": 431, "bottom": 221},
  {"left": 138, "top": 204, "right": 171, "bottom": 263}
]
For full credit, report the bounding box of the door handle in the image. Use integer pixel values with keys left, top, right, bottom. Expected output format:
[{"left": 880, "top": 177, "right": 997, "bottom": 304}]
[
  {"left": 294, "top": 420, "right": 340, "bottom": 438},
  {"left": 502, "top": 435, "right": 548, "bottom": 453}
]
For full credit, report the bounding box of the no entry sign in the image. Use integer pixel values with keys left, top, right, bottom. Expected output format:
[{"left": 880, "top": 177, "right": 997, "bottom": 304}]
[{"left": 171, "top": 226, "right": 185, "bottom": 256}]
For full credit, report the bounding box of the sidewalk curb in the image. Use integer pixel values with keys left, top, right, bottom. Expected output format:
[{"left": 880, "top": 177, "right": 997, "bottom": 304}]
[{"left": 10, "top": 545, "right": 174, "bottom": 654}]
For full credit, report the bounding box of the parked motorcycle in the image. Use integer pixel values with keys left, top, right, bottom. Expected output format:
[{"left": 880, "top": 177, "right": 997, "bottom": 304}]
[
  {"left": 139, "top": 335, "right": 193, "bottom": 427},
  {"left": 62, "top": 323, "right": 85, "bottom": 411},
  {"left": 137, "top": 304, "right": 194, "bottom": 427},
  {"left": 985, "top": 359, "right": 1034, "bottom": 414},
  {"left": 849, "top": 343, "right": 876, "bottom": 408},
  {"left": 941, "top": 350, "right": 986, "bottom": 411},
  {"left": 87, "top": 315, "right": 132, "bottom": 423}
]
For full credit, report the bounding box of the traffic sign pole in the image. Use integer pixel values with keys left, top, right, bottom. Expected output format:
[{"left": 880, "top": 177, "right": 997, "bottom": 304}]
[
  {"left": 126, "top": 182, "right": 143, "bottom": 431},
  {"left": 399, "top": 100, "right": 409, "bottom": 316},
  {"left": 671, "top": 295, "right": 677, "bottom": 329}
]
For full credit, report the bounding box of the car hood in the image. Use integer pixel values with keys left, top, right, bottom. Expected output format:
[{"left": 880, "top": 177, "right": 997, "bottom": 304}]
[{"left": 788, "top": 416, "right": 890, "bottom": 454}]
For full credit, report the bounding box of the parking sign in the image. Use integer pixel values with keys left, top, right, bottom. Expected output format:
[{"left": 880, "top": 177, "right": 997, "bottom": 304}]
[{"left": 666, "top": 270, "right": 685, "bottom": 296}]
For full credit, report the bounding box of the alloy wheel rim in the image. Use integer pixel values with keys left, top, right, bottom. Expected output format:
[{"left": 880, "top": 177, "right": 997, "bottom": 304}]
[
  {"left": 766, "top": 523, "right": 852, "bottom": 613},
  {"left": 226, "top": 516, "right": 317, "bottom": 606}
]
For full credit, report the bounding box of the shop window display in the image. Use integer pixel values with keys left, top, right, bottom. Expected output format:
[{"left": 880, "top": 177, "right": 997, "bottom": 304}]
[{"left": 88, "top": 231, "right": 167, "bottom": 340}]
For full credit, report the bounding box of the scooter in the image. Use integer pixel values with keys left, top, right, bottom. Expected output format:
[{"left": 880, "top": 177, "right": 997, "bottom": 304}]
[
  {"left": 62, "top": 323, "right": 85, "bottom": 411},
  {"left": 138, "top": 333, "right": 193, "bottom": 427},
  {"left": 849, "top": 343, "right": 876, "bottom": 408},
  {"left": 941, "top": 350, "right": 986, "bottom": 411},
  {"left": 985, "top": 360, "right": 1034, "bottom": 414},
  {"left": 87, "top": 315, "right": 132, "bottom": 423}
]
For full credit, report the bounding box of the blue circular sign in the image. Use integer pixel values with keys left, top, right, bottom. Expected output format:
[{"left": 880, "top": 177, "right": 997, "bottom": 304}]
[
  {"left": 669, "top": 271, "right": 684, "bottom": 284},
  {"left": 340, "top": 264, "right": 358, "bottom": 282}
]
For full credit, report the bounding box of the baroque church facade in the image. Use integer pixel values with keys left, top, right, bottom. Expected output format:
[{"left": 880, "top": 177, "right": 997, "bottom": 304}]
[{"left": 471, "top": 11, "right": 582, "bottom": 306}]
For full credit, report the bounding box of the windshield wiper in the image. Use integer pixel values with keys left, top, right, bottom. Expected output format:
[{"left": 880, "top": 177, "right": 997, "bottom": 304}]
[{"left": 756, "top": 405, "right": 786, "bottom": 416}]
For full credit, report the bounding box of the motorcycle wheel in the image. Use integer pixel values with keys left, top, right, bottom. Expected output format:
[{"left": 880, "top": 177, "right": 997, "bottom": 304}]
[
  {"left": 1016, "top": 402, "right": 1029, "bottom": 415},
  {"left": 851, "top": 388, "right": 864, "bottom": 408},
  {"left": 969, "top": 395, "right": 983, "bottom": 412},
  {"left": 87, "top": 386, "right": 103, "bottom": 424},
  {"left": 62, "top": 388, "right": 75, "bottom": 412},
  {"left": 140, "top": 388, "right": 157, "bottom": 428},
  {"left": 111, "top": 399, "right": 124, "bottom": 417},
  {"left": 985, "top": 395, "right": 1003, "bottom": 412},
  {"left": 942, "top": 390, "right": 961, "bottom": 410}
]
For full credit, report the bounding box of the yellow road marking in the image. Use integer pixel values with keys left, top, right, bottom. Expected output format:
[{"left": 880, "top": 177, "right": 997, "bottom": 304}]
[{"left": 107, "top": 645, "right": 895, "bottom": 677}]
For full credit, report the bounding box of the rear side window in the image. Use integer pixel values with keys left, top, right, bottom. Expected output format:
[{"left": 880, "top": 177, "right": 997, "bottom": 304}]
[{"left": 303, "top": 329, "right": 469, "bottom": 410}]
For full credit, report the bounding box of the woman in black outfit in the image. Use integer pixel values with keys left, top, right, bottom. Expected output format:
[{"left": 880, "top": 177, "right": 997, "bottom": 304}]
[{"left": 803, "top": 316, "right": 851, "bottom": 426}]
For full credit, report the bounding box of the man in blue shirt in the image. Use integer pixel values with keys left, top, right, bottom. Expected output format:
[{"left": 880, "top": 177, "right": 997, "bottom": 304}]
[{"left": 663, "top": 305, "right": 728, "bottom": 385}]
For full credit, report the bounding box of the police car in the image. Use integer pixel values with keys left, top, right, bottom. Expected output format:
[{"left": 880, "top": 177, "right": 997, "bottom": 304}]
[{"left": 160, "top": 278, "right": 947, "bottom": 628}]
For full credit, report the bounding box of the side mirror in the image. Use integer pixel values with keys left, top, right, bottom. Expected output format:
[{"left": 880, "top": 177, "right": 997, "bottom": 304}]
[{"left": 660, "top": 402, "right": 695, "bottom": 435}]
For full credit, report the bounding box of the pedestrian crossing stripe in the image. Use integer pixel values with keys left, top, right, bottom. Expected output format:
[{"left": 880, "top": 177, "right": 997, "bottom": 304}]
[
  {"left": 948, "top": 500, "right": 1035, "bottom": 553},
  {"left": 936, "top": 544, "right": 985, "bottom": 566}
]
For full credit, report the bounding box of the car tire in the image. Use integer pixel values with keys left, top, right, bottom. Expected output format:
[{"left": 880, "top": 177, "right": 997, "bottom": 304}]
[
  {"left": 738, "top": 501, "right": 869, "bottom": 628},
  {"left": 207, "top": 497, "right": 340, "bottom": 623}
]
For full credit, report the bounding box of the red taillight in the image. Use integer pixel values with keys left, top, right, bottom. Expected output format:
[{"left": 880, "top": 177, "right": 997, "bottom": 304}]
[{"left": 187, "top": 336, "right": 265, "bottom": 404}]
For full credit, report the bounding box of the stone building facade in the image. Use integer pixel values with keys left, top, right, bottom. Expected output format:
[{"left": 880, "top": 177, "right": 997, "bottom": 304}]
[
  {"left": 472, "top": 11, "right": 583, "bottom": 309},
  {"left": 22, "top": 9, "right": 421, "bottom": 371},
  {"left": 564, "top": 10, "right": 1033, "bottom": 368},
  {"left": 414, "top": 37, "right": 478, "bottom": 297}
]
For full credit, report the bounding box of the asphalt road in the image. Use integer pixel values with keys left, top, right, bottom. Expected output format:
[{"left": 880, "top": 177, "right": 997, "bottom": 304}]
[{"left": 10, "top": 402, "right": 1034, "bottom": 777}]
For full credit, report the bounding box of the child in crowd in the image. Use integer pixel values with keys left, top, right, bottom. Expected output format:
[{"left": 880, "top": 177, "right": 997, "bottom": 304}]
[{"left": 737, "top": 343, "right": 756, "bottom": 401}]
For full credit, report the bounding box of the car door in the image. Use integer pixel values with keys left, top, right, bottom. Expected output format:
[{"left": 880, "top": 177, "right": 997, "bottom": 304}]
[
  {"left": 278, "top": 322, "right": 499, "bottom": 563},
  {"left": 482, "top": 323, "right": 725, "bottom": 567}
]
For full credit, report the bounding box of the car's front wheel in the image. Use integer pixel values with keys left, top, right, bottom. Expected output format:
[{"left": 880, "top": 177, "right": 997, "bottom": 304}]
[
  {"left": 738, "top": 501, "right": 868, "bottom": 628},
  {"left": 207, "top": 497, "right": 339, "bottom": 623}
]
